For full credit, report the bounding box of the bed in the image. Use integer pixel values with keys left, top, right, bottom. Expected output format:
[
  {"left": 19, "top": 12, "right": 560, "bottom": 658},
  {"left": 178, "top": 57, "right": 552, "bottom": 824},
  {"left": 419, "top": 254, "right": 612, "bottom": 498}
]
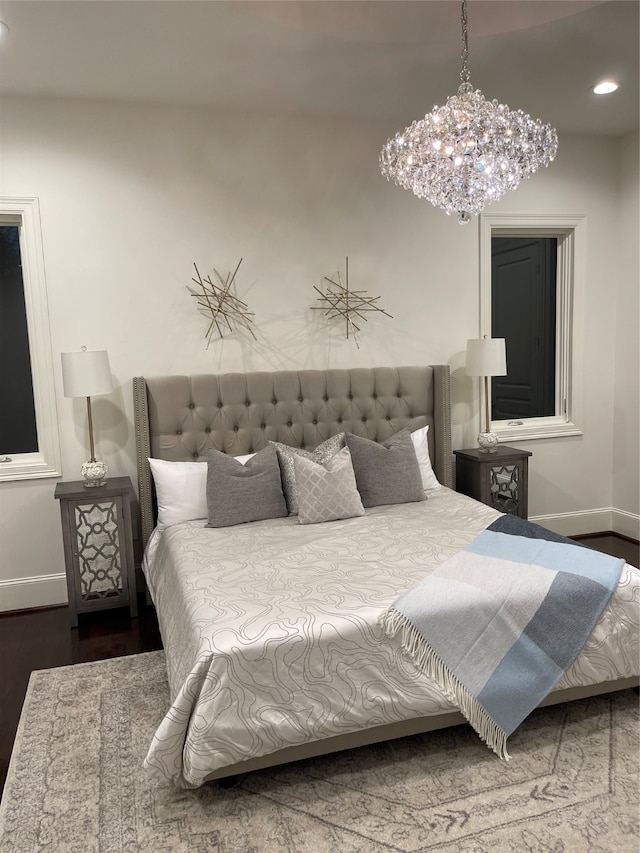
[{"left": 133, "top": 365, "right": 639, "bottom": 788}]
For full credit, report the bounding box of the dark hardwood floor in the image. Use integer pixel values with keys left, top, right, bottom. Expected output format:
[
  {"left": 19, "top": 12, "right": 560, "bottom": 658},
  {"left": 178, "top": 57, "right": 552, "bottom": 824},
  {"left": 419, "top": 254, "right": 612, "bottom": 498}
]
[
  {"left": 0, "top": 533, "right": 637, "bottom": 798},
  {"left": 571, "top": 532, "right": 639, "bottom": 566}
]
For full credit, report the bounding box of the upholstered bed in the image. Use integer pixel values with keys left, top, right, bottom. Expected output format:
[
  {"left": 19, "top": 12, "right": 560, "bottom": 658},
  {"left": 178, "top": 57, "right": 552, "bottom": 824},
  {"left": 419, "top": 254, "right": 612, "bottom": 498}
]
[{"left": 133, "top": 366, "right": 639, "bottom": 788}]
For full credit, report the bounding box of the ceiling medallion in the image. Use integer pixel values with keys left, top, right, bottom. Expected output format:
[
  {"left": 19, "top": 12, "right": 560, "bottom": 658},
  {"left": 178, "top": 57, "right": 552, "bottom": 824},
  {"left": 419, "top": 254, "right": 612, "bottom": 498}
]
[
  {"left": 379, "top": 0, "right": 558, "bottom": 224},
  {"left": 187, "top": 259, "right": 256, "bottom": 348},
  {"left": 311, "top": 257, "right": 392, "bottom": 348}
]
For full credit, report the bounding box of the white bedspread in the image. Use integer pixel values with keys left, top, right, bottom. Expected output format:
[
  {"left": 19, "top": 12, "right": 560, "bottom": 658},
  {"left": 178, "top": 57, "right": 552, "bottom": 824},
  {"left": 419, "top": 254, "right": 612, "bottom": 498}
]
[{"left": 142, "top": 488, "right": 640, "bottom": 788}]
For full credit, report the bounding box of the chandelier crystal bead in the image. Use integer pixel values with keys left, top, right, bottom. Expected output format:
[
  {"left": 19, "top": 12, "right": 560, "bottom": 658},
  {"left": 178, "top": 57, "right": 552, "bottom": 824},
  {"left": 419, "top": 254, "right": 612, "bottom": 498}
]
[{"left": 379, "top": 2, "right": 558, "bottom": 224}]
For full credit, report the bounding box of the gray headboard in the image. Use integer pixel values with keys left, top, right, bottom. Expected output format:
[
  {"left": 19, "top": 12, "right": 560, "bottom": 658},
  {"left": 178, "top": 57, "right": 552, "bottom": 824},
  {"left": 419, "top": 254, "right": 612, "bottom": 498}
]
[{"left": 133, "top": 365, "right": 452, "bottom": 548}]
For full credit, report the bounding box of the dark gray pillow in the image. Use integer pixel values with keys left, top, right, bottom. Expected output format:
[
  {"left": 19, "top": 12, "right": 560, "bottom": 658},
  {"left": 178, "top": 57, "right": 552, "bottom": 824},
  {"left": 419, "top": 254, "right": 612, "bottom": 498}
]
[
  {"left": 206, "top": 444, "right": 288, "bottom": 528},
  {"left": 345, "top": 429, "right": 426, "bottom": 508}
]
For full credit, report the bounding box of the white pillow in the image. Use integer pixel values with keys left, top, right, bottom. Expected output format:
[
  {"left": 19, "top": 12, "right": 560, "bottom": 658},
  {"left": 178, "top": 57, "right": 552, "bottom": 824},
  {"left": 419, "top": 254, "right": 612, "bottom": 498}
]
[
  {"left": 148, "top": 454, "right": 254, "bottom": 533},
  {"left": 410, "top": 426, "right": 440, "bottom": 490}
]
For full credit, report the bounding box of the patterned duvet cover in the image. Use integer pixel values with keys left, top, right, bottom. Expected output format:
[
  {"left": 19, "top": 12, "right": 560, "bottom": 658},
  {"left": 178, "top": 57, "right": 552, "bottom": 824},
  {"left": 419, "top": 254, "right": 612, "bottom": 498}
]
[{"left": 142, "top": 488, "right": 640, "bottom": 788}]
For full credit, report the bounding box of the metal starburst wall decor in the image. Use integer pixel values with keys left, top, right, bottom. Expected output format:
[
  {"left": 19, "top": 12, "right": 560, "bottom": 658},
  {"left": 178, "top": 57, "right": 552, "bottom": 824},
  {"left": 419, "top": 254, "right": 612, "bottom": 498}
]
[
  {"left": 187, "top": 259, "right": 256, "bottom": 348},
  {"left": 311, "top": 257, "right": 392, "bottom": 348}
]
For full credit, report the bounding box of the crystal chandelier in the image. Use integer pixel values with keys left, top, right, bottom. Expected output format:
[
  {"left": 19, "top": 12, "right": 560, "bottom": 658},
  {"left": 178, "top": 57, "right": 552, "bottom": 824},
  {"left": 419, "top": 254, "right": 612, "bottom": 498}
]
[{"left": 379, "top": 0, "right": 558, "bottom": 224}]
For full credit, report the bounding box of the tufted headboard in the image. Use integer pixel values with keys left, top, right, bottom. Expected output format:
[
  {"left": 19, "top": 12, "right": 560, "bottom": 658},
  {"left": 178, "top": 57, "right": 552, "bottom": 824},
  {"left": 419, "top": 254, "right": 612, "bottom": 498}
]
[{"left": 133, "top": 365, "right": 452, "bottom": 548}]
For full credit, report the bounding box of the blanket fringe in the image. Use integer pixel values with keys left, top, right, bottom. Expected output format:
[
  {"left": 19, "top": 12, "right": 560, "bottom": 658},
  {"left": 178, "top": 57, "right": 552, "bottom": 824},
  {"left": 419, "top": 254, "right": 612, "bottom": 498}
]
[{"left": 379, "top": 607, "right": 511, "bottom": 761}]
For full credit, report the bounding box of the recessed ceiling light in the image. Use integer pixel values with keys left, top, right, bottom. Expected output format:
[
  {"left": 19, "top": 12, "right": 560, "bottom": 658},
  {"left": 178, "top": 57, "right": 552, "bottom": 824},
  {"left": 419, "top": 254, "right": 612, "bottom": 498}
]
[
  {"left": 592, "top": 81, "right": 619, "bottom": 95},
  {"left": 0, "top": 21, "right": 10, "bottom": 38}
]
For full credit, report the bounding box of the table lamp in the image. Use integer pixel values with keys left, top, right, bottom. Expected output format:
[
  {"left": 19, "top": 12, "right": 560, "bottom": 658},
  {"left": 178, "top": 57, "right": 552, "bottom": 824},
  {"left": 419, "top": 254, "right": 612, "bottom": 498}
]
[
  {"left": 61, "top": 347, "right": 113, "bottom": 486},
  {"left": 465, "top": 337, "right": 507, "bottom": 453}
]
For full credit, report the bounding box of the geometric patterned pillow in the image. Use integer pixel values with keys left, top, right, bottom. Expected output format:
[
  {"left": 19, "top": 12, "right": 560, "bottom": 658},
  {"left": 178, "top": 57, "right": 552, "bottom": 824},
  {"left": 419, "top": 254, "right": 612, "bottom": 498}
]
[
  {"left": 293, "top": 446, "right": 365, "bottom": 525},
  {"left": 272, "top": 433, "right": 346, "bottom": 515}
]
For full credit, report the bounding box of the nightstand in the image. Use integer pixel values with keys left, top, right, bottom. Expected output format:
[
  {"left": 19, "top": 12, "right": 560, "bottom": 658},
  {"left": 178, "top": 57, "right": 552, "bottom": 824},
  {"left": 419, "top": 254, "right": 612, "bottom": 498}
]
[
  {"left": 453, "top": 446, "right": 532, "bottom": 519},
  {"left": 54, "top": 477, "right": 138, "bottom": 627}
]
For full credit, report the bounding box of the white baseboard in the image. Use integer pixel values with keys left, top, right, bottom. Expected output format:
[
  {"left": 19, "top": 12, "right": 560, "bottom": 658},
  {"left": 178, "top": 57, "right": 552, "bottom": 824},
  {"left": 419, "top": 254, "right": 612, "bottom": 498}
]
[
  {"left": 0, "top": 572, "right": 68, "bottom": 613},
  {"left": 610, "top": 508, "right": 640, "bottom": 541},
  {"left": 530, "top": 507, "right": 640, "bottom": 541}
]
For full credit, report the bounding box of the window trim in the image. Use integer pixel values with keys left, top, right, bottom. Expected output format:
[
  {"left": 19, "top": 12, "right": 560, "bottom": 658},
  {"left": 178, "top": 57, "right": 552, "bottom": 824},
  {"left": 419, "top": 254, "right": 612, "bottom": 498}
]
[
  {"left": 479, "top": 213, "right": 586, "bottom": 441},
  {"left": 0, "top": 197, "right": 61, "bottom": 480}
]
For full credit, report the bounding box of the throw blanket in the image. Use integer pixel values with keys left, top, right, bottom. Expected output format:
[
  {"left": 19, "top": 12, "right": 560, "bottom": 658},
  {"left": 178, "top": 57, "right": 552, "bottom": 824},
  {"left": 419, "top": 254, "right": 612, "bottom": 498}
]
[{"left": 379, "top": 515, "right": 624, "bottom": 759}]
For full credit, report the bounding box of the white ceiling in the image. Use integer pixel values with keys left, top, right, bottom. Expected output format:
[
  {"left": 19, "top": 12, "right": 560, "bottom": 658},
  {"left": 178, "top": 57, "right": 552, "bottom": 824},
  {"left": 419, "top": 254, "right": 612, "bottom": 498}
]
[{"left": 0, "top": 1, "right": 638, "bottom": 136}]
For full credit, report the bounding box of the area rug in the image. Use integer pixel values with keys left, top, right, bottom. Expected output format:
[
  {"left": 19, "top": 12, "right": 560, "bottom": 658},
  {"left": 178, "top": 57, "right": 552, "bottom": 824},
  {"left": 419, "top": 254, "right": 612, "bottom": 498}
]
[{"left": 0, "top": 652, "right": 638, "bottom": 853}]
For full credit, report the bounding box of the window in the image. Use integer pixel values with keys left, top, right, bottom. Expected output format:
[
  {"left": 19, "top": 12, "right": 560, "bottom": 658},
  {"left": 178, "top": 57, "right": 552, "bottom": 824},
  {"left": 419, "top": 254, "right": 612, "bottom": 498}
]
[
  {"left": 479, "top": 214, "right": 586, "bottom": 441},
  {"left": 0, "top": 197, "right": 61, "bottom": 480}
]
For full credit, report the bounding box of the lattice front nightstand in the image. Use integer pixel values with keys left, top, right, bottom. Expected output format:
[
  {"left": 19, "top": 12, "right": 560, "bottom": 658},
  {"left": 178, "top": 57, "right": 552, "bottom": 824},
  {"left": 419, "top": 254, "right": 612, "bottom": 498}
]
[
  {"left": 54, "top": 477, "right": 138, "bottom": 627},
  {"left": 453, "top": 446, "right": 532, "bottom": 519}
]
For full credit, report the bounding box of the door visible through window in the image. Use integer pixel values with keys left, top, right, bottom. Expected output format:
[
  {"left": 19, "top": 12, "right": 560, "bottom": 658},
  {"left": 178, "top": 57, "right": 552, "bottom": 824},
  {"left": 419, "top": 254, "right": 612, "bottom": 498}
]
[{"left": 491, "top": 236, "right": 557, "bottom": 420}]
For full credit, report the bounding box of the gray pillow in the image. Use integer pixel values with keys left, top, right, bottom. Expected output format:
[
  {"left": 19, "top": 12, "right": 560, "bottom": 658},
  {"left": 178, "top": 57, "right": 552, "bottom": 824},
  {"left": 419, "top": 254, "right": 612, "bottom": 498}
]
[
  {"left": 271, "top": 433, "right": 345, "bottom": 514},
  {"left": 345, "top": 429, "right": 426, "bottom": 508},
  {"left": 206, "top": 444, "right": 288, "bottom": 528},
  {"left": 293, "top": 446, "right": 365, "bottom": 525}
]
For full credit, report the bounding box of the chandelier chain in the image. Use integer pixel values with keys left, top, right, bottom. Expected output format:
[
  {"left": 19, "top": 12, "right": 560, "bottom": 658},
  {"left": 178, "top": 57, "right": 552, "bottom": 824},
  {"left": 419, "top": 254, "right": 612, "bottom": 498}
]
[{"left": 459, "top": 0, "right": 470, "bottom": 84}]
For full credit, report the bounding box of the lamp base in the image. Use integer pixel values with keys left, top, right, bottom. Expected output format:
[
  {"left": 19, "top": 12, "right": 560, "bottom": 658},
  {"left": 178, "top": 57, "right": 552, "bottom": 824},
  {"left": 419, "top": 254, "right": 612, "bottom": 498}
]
[
  {"left": 477, "top": 432, "right": 499, "bottom": 453},
  {"left": 81, "top": 460, "right": 108, "bottom": 487}
]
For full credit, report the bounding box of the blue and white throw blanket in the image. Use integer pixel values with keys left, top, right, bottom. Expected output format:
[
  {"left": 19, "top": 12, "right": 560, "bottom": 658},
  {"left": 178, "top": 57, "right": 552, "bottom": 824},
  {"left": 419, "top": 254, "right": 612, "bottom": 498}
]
[{"left": 379, "top": 515, "right": 624, "bottom": 760}]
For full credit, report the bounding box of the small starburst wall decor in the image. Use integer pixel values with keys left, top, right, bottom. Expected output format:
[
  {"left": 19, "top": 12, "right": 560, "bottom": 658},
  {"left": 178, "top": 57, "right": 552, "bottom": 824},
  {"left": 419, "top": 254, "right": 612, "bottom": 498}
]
[
  {"left": 311, "top": 257, "right": 392, "bottom": 348},
  {"left": 187, "top": 259, "right": 256, "bottom": 348}
]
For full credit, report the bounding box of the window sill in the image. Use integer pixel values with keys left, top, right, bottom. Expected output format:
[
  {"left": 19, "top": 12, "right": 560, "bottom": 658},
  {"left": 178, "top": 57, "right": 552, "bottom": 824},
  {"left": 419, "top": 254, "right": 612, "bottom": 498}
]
[
  {"left": 0, "top": 453, "right": 61, "bottom": 482},
  {"left": 492, "top": 419, "right": 583, "bottom": 442}
]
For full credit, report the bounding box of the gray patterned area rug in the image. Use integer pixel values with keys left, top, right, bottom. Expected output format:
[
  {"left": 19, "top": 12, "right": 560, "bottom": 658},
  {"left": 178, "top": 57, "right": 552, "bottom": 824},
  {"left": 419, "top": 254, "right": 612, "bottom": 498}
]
[{"left": 0, "top": 652, "right": 638, "bottom": 853}]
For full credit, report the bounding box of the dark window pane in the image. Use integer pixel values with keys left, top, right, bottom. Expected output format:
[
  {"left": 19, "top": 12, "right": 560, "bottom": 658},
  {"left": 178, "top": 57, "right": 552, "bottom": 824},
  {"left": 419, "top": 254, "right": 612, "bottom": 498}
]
[
  {"left": 0, "top": 225, "right": 38, "bottom": 454},
  {"left": 491, "top": 236, "right": 557, "bottom": 420}
]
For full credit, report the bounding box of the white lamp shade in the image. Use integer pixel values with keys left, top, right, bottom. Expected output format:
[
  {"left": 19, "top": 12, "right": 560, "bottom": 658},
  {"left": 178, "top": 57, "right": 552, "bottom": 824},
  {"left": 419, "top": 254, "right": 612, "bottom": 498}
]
[
  {"left": 61, "top": 349, "right": 113, "bottom": 398},
  {"left": 465, "top": 338, "right": 507, "bottom": 377}
]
